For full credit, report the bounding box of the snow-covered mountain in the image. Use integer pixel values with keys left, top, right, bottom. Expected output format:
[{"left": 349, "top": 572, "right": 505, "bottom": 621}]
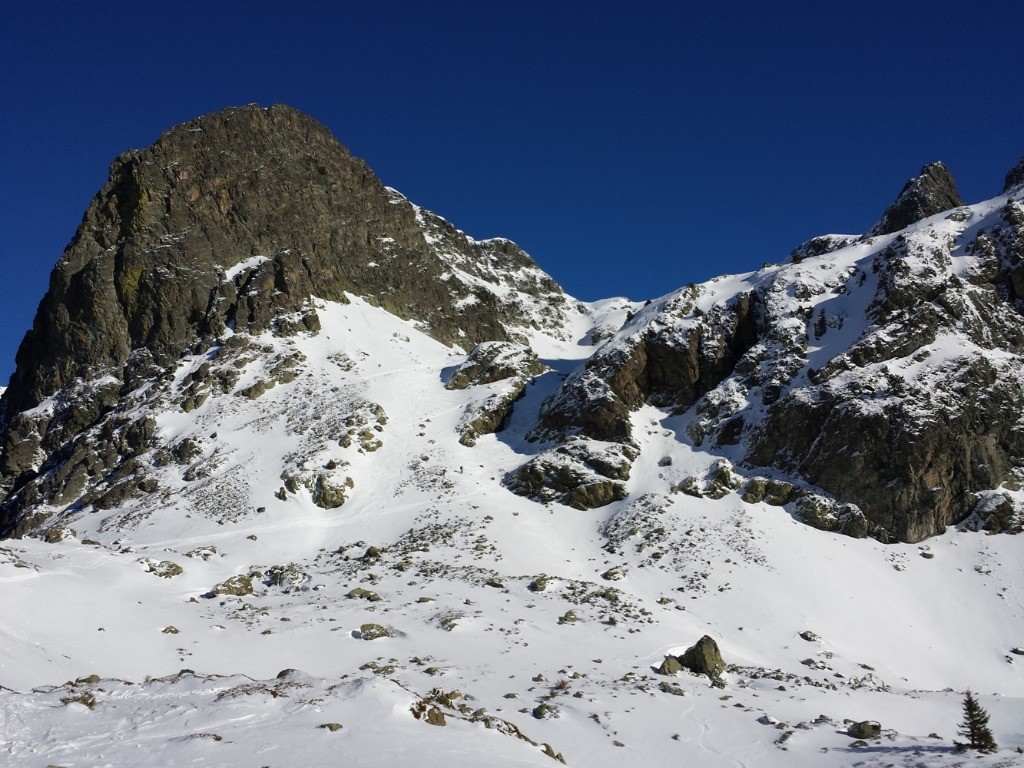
[{"left": 0, "top": 105, "right": 1022, "bottom": 767}]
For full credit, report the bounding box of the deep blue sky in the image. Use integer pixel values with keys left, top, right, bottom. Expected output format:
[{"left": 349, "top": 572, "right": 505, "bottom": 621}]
[{"left": 2, "top": 2, "right": 1023, "bottom": 384}]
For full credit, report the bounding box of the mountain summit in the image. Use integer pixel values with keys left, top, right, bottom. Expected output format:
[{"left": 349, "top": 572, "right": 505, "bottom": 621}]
[
  {"left": 868, "top": 161, "right": 965, "bottom": 236},
  {"left": 3, "top": 104, "right": 573, "bottom": 419},
  {"left": 0, "top": 105, "right": 1022, "bottom": 766},
  {"left": 0, "top": 104, "right": 577, "bottom": 529}
]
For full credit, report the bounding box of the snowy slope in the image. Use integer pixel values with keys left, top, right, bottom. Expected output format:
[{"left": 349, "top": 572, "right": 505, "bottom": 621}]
[{"left": 0, "top": 287, "right": 1022, "bottom": 767}]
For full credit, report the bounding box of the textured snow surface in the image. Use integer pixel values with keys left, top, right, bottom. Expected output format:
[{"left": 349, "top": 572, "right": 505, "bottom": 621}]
[{"left": 2, "top": 193, "right": 1024, "bottom": 765}]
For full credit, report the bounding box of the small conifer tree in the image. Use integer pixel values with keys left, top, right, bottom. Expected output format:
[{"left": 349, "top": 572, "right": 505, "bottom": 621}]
[{"left": 957, "top": 690, "right": 997, "bottom": 753}]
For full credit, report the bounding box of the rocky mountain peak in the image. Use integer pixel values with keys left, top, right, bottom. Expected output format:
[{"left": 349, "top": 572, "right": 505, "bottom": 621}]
[
  {"left": 1003, "top": 155, "right": 1024, "bottom": 194},
  {"left": 868, "top": 161, "right": 965, "bottom": 236},
  {"left": 0, "top": 104, "right": 576, "bottom": 513},
  {"left": 3, "top": 104, "right": 571, "bottom": 420}
]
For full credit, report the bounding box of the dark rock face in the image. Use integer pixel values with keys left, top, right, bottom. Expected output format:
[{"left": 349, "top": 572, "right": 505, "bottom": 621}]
[
  {"left": 0, "top": 105, "right": 574, "bottom": 531},
  {"left": 1003, "top": 156, "right": 1024, "bottom": 194},
  {"left": 868, "top": 162, "right": 965, "bottom": 236},
  {"left": 654, "top": 637, "right": 725, "bottom": 679},
  {"left": 4, "top": 104, "right": 568, "bottom": 420},
  {"left": 749, "top": 208, "right": 1024, "bottom": 542}
]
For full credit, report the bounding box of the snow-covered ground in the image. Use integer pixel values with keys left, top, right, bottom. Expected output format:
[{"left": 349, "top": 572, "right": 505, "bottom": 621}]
[{"left": 1, "top": 277, "right": 1022, "bottom": 767}]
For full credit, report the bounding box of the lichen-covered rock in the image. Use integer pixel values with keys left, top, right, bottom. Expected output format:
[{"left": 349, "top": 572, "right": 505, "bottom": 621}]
[
  {"left": 847, "top": 721, "right": 881, "bottom": 739},
  {"left": 657, "top": 656, "right": 683, "bottom": 676},
  {"left": 528, "top": 575, "right": 549, "bottom": 592},
  {"left": 141, "top": 558, "right": 183, "bottom": 578},
  {"left": 532, "top": 703, "right": 557, "bottom": 720},
  {"left": 312, "top": 473, "right": 353, "bottom": 509},
  {"left": 793, "top": 496, "right": 875, "bottom": 540},
  {"left": 347, "top": 587, "right": 382, "bottom": 602},
  {"left": 279, "top": 465, "right": 354, "bottom": 510},
  {"left": 359, "top": 623, "right": 392, "bottom": 640},
  {"left": 264, "top": 563, "right": 309, "bottom": 590},
  {"left": 213, "top": 574, "right": 254, "bottom": 596},
  {"left": 423, "top": 707, "right": 446, "bottom": 727},
  {"left": 679, "top": 635, "right": 725, "bottom": 678},
  {"left": 678, "top": 460, "right": 744, "bottom": 501},
  {"left": 703, "top": 460, "right": 743, "bottom": 500},
  {"left": 679, "top": 477, "right": 703, "bottom": 497},
  {"left": 564, "top": 481, "right": 625, "bottom": 510},
  {"left": 741, "top": 478, "right": 802, "bottom": 506},
  {"left": 601, "top": 565, "right": 628, "bottom": 581}
]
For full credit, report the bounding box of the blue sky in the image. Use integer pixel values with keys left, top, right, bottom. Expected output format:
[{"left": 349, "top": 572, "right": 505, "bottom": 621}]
[{"left": 2, "top": 2, "right": 1022, "bottom": 384}]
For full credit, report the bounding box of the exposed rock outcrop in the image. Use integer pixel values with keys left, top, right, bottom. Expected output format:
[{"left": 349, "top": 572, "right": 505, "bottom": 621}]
[
  {"left": 513, "top": 161, "right": 1024, "bottom": 542},
  {"left": 447, "top": 342, "right": 545, "bottom": 446},
  {"left": 529, "top": 288, "right": 764, "bottom": 445},
  {"left": 1003, "top": 156, "right": 1024, "bottom": 194},
  {"left": 748, "top": 205, "right": 1024, "bottom": 541},
  {"left": 848, "top": 721, "right": 881, "bottom": 739},
  {"left": 446, "top": 342, "right": 544, "bottom": 391},
  {"left": 868, "top": 162, "right": 965, "bottom": 236},
  {"left": 790, "top": 234, "right": 858, "bottom": 264},
  {"left": 504, "top": 440, "right": 636, "bottom": 510}
]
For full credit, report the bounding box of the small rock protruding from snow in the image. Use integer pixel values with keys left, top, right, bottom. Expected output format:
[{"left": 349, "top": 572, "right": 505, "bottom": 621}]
[
  {"left": 846, "top": 720, "right": 882, "bottom": 739},
  {"left": 679, "top": 635, "right": 726, "bottom": 679}
]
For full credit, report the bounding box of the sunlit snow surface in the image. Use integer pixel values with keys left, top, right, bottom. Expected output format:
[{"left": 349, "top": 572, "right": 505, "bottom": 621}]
[{"left": 2, "top": 195, "right": 1024, "bottom": 766}]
